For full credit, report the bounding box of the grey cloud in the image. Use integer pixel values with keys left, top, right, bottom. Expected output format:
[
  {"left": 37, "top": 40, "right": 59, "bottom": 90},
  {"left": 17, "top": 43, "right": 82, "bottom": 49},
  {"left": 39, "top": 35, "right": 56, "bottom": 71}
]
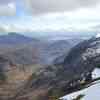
[
  {"left": 0, "top": 0, "right": 16, "bottom": 16},
  {"left": 24, "top": 0, "right": 100, "bottom": 14},
  {"left": 0, "top": 0, "right": 14, "bottom": 5}
]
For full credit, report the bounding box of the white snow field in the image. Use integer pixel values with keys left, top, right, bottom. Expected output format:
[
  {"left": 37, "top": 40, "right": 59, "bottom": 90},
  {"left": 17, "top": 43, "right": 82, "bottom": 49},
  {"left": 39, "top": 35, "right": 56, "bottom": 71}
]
[{"left": 60, "top": 68, "right": 100, "bottom": 100}]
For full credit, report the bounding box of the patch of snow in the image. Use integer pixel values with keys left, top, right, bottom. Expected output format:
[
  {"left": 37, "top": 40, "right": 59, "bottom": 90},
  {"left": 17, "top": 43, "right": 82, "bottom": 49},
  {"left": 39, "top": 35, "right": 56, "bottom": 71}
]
[
  {"left": 60, "top": 81, "right": 100, "bottom": 100},
  {"left": 96, "top": 33, "right": 100, "bottom": 38},
  {"left": 92, "top": 68, "right": 100, "bottom": 79},
  {"left": 60, "top": 68, "right": 100, "bottom": 100}
]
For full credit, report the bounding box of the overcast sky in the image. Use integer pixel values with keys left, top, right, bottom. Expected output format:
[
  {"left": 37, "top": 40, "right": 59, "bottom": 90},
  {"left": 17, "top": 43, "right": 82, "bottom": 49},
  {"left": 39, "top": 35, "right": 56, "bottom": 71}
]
[
  {"left": 24, "top": 0, "right": 100, "bottom": 13},
  {"left": 0, "top": 0, "right": 100, "bottom": 33},
  {"left": 0, "top": 0, "right": 16, "bottom": 16}
]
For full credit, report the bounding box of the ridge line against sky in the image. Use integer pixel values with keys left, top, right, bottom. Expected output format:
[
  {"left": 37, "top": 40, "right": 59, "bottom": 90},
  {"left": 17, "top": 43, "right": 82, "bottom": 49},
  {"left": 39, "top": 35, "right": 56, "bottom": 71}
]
[{"left": 0, "top": 0, "right": 100, "bottom": 34}]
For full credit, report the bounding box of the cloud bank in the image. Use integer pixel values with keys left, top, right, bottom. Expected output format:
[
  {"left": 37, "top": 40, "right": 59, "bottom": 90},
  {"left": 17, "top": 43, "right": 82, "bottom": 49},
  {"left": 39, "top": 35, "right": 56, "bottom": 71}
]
[
  {"left": 0, "top": 0, "right": 100, "bottom": 33},
  {"left": 0, "top": 0, "right": 16, "bottom": 16},
  {"left": 24, "top": 0, "right": 100, "bottom": 14}
]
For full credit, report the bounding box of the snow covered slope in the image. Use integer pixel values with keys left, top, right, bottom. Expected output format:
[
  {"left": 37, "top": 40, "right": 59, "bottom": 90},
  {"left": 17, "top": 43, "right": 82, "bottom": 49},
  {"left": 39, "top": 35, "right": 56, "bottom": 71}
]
[{"left": 61, "top": 68, "right": 100, "bottom": 100}]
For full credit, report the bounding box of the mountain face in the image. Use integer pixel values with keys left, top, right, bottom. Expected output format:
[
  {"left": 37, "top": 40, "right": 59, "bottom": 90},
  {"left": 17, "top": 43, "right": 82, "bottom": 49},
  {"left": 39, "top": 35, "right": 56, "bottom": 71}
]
[
  {"left": 38, "top": 38, "right": 84, "bottom": 65},
  {"left": 12, "top": 36, "right": 100, "bottom": 100},
  {"left": 38, "top": 40, "right": 71, "bottom": 65},
  {"left": 63, "top": 37, "right": 100, "bottom": 81}
]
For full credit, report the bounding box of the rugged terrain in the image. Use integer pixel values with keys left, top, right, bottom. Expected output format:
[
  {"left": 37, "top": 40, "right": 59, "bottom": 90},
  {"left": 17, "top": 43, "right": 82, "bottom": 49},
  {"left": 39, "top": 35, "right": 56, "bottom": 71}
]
[
  {"left": 0, "top": 33, "right": 97, "bottom": 100},
  {"left": 7, "top": 36, "right": 100, "bottom": 100}
]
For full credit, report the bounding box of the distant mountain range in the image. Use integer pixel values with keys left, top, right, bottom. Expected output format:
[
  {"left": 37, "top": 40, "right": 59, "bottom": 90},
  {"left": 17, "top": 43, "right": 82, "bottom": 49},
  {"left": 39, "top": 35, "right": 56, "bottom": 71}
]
[
  {"left": 0, "top": 32, "right": 38, "bottom": 45},
  {"left": 0, "top": 32, "right": 39, "bottom": 53},
  {"left": 0, "top": 32, "right": 89, "bottom": 65}
]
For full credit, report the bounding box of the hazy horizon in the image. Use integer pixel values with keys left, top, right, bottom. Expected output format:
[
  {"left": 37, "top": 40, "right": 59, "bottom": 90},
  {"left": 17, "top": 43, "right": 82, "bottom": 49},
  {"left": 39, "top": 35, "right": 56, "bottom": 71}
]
[{"left": 0, "top": 31, "right": 96, "bottom": 38}]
